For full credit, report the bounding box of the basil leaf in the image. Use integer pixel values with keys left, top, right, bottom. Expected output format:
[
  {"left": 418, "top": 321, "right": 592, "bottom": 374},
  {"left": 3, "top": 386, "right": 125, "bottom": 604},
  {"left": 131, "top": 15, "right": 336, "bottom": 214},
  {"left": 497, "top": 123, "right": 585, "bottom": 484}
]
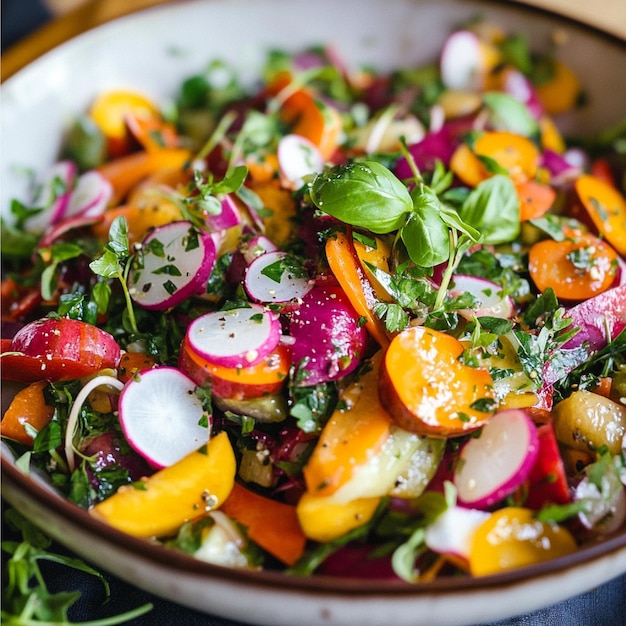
[
  {"left": 310, "top": 160, "right": 412, "bottom": 233},
  {"left": 459, "top": 175, "right": 520, "bottom": 244},
  {"left": 400, "top": 208, "right": 449, "bottom": 267},
  {"left": 483, "top": 92, "right": 539, "bottom": 137}
]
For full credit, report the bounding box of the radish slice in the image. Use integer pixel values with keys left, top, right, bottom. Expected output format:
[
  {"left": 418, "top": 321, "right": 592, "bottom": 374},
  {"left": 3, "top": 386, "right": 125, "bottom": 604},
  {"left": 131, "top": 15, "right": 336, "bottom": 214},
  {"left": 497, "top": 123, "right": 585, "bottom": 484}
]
[
  {"left": 38, "top": 214, "right": 103, "bottom": 248},
  {"left": 186, "top": 304, "right": 281, "bottom": 368},
  {"left": 118, "top": 366, "right": 211, "bottom": 469},
  {"left": 440, "top": 30, "right": 488, "bottom": 91},
  {"left": 242, "top": 235, "right": 278, "bottom": 265},
  {"left": 425, "top": 506, "right": 490, "bottom": 567},
  {"left": 500, "top": 68, "right": 544, "bottom": 119},
  {"left": 65, "top": 170, "right": 113, "bottom": 219},
  {"left": 129, "top": 221, "right": 216, "bottom": 310},
  {"left": 205, "top": 194, "right": 241, "bottom": 232},
  {"left": 448, "top": 274, "right": 514, "bottom": 320},
  {"left": 244, "top": 251, "right": 313, "bottom": 305},
  {"left": 26, "top": 160, "right": 78, "bottom": 233},
  {"left": 277, "top": 134, "right": 324, "bottom": 190},
  {"left": 454, "top": 409, "right": 539, "bottom": 509}
]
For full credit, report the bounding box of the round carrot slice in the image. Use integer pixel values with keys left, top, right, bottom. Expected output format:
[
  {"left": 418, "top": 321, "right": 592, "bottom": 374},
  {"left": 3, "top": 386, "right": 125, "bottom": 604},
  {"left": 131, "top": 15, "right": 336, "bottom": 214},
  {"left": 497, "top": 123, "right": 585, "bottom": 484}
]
[
  {"left": 379, "top": 326, "right": 496, "bottom": 438},
  {"left": 451, "top": 131, "right": 539, "bottom": 187},
  {"left": 534, "top": 60, "right": 581, "bottom": 116},
  {"left": 528, "top": 232, "right": 618, "bottom": 301},
  {"left": 575, "top": 174, "right": 626, "bottom": 256},
  {"left": 473, "top": 131, "right": 539, "bottom": 183}
]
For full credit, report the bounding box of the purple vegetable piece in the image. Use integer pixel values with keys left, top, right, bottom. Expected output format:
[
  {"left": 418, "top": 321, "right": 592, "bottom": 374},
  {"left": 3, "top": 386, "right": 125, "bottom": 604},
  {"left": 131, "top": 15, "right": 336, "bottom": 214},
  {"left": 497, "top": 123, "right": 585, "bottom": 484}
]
[{"left": 288, "top": 284, "right": 367, "bottom": 385}]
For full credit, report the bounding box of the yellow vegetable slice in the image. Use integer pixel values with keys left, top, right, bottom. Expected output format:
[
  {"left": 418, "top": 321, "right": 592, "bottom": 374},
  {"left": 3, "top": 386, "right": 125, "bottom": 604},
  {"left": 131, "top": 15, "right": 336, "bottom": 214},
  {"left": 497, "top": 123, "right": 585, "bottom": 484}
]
[
  {"left": 469, "top": 507, "right": 577, "bottom": 576},
  {"left": 296, "top": 491, "right": 381, "bottom": 542},
  {"left": 90, "top": 431, "right": 236, "bottom": 538}
]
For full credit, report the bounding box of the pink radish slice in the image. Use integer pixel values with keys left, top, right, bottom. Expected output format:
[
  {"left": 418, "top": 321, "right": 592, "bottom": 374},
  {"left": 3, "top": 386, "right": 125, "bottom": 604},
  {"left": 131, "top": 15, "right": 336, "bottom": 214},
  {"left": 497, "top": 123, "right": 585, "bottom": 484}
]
[
  {"left": 288, "top": 284, "right": 368, "bottom": 386},
  {"left": 425, "top": 506, "right": 490, "bottom": 565},
  {"left": 244, "top": 251, "right": 313, "bottom": 305},
  {"left": 440, "top": 30, "right": 485, "bottom": 91},
  {"left": 205, "top": 194, "right": 241, "bottom": 232},
  {"left": 119, "top": 366, "right": 211, "bottom": 469},
  {"left": 26, "top": 160, "right": 78, "bottom": 233},
  {"left": 129, "top": 221, "right": 216, "bottom": 310},
  {"left": 277, "top": 134, "right": 325, "bottom": 190},
  {"left": 186, "top": 303, "right": 281, "bottom": 368},
  {"left": 448, "top": 274, "right": 514, "bottom": 319},
  {"left": 38, "top": 215, "right": 103, "bottom": 248},
  {"left": 64, "top": 170, "right": 113, "bottom": 219},
  {"left": 242, "top": 235, "right": 278, "bottom": 265},
  {"left": 454, "top": 409, "right": 539, "bottom": 509},
  {"left": 500, "top": 69, "right": 543, "bottom": 118}
]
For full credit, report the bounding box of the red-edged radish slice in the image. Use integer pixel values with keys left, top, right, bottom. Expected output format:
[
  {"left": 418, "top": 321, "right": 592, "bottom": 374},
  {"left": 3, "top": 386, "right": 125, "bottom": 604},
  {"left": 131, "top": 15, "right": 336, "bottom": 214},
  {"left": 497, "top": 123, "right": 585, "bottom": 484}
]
[
  {"left": 26, "top": 160, "right": 78, "bottom": 232},
  {"left": 179, "top": 336, "right": 291, "bottom": 400},
  {"left": 448, "top": 274, "right": 514, "bottom": 320},
  {"left": 425, "top": 506, "right": 490, "bottom": 569},
  {"left": 118, "top": 366, "right": 211, "bottom": 469},
  {"left": 440, "top": 30, "right": 496, "bottom": 91},
  {"left": 186, "top": 304, "right": 281, "bottom": 369},
  {"left": 244, "top": 251, "right": 313, "bottom": 305},
  {"left": 205, "top": 194, "right": 242, "bottom": 232},
  {"left": 277, "top": 134, "right": 324, "bottom": 190},
  {"left": 242, "top": 235, "right": 278, "bottom": 265},
  {"left": 129, "top": 221, "right": 216, "bottom": 310},
  {"left": 454, "top": 409, "right": 539, "bottom": 509},
  {"left": 38, "top": 214, "right": 103, "bottom": 248},
  {"left": 65, "top": 170, "right": 113, "bottom": 219},
  {"left": 500, "top": 68, "right": 544, "bottom": 119}
]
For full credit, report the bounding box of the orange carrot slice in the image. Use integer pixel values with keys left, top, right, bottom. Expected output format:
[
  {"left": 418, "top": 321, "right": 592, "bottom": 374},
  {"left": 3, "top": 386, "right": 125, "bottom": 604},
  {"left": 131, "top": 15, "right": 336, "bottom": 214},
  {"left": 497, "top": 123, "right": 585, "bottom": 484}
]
[
  {"left": 303, "top": 351, "right": 393, "bottom": 497},
  {"left": 451, "top": 131, "right": 539, "bottom": 187},
  {"left": 574, "top": 174, "right": 626, "bottom": 256},
  {"left": 248, "top": 180, "right": 298, "bottom": 247},
  {"left": 528, "top": 231, "right": 619, "bottom": 301},
  {"left": 179, "top": 337, "right": 291, "bottom": 400},
  {"left": 0, "top": 380, "right": 54, "bottom": 445},
  {"left": 221, "top": 482, "right": 306, "bottom": 566},
  {"left": 91, "top": 202, "right": 183, "bottom": 246},
  {"left": 89, "top": 90, "right": 162, "bottom": 157},
  {"left": 353, "top": 235, "right": 394, "bottom": 303},
  {"left": 325, "top": 231, "right": 391, "bottom": 348},
  {"left": 379, "top": 326, "right": 496, "bottom": 437},
  {"left": 124, "top": 112, "right": 180, "bottom": 153},
  {"left": 97, "top": 148, "right": 192, "bottom": 205},
  {"left": 534, "top": 60, "right": 581, "bottom": 116},
  {"left": 516, "top": 179, "right": 556, "bottom": 221}
]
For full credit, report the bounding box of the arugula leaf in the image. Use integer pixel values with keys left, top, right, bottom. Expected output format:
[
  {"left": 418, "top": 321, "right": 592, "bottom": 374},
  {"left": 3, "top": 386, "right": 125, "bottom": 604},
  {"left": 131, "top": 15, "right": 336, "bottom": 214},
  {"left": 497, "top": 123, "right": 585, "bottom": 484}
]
[{"left": 2, "top": 508, "right": 152, "bottom": 625}]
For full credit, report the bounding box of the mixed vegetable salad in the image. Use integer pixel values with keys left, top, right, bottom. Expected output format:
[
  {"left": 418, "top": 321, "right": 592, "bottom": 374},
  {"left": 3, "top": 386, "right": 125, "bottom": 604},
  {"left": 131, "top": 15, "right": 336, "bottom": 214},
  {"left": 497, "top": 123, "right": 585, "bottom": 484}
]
[{"left": 2, "top": 17, "right": 626, "bottom": 582}]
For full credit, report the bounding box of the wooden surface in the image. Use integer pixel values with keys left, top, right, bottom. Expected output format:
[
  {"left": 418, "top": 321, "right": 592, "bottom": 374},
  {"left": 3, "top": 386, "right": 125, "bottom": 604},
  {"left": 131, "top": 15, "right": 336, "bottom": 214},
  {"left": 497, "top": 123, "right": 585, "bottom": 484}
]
[{"left": 2, "top": 0, "right": 625, "bottom": 81}]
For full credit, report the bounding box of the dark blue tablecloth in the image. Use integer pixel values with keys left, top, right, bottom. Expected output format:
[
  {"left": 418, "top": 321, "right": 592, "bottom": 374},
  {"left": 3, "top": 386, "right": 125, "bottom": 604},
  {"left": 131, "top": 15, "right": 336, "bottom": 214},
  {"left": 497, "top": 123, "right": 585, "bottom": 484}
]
[{"left": 3, "top": 1, "right": 626, "bottom": 624}]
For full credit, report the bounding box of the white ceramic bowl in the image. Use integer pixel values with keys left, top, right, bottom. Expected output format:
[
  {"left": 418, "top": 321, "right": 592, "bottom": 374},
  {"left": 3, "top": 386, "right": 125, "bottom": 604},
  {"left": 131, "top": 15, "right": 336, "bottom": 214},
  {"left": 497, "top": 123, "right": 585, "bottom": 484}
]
[{"left": 2, "top": 1, "right": 626, "bottom": 624}]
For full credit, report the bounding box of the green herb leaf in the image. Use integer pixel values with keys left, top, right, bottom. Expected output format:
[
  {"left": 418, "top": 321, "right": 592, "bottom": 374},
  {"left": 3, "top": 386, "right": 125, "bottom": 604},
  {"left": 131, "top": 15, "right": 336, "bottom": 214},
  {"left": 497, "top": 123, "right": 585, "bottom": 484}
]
[
  {"left": 459, "top": 175, "right": 520, "bottom": 244},
  {"left": 310, "top": 160, "right": 412, "bottom": 234}
]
